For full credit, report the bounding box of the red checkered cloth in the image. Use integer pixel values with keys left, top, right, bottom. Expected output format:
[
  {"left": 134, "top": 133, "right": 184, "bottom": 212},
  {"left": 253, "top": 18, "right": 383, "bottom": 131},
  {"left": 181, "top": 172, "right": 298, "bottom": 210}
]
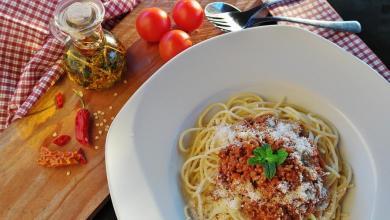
[
  {"left": 0, "top": 0, "right": 141, "bottom": 131},
  {"left": 0, "top": 0, "right": 389, "bottom": 132},
  {"left": 268, "top": 0, "right": 389, "bottom": 79}
]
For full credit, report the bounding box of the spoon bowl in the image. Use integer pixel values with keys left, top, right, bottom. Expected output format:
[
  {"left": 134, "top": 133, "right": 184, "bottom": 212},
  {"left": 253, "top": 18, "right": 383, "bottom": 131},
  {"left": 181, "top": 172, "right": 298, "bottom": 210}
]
[{"left": 204, "top": 2, "right": 240, "bottom": 16}]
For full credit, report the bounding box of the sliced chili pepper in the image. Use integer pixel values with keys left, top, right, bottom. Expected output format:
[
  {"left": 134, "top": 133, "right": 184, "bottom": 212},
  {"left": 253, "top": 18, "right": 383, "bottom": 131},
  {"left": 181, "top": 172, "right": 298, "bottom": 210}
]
[
  {"left": 55, "top": 92, "right": 64, "bottom": 109},
  {"left": 38, "top": 147, "right": 87, "bottom": 168},
  {"left": 77, "top": 148, "right": 87, "bottom": 164},
  {"left": 73, "top": 89, "right": 90, "bottom": 146},
  {"left": 53, "top": 135, "right": 71, "bottom": 146},
  {"left": 75, "top": 108, "right": 90, "bottom": 145}
]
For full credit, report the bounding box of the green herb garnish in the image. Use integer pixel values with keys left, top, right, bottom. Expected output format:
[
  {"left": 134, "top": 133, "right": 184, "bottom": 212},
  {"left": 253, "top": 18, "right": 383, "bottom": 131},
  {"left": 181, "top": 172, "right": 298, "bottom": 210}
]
[{"left": 248, "top": 144, "right": 288, "bottom": 180}]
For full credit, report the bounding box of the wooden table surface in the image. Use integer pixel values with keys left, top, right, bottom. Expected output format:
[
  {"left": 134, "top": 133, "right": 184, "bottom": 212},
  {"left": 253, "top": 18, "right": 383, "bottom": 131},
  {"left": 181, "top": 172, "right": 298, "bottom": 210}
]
[{"left": 0, "top": 0, "right": 264, "bottom": 219}]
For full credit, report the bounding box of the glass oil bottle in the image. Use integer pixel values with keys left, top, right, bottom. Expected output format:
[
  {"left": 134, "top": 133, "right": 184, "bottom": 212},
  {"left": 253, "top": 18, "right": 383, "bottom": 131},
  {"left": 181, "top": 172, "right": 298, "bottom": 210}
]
[{"left": 51, "top": 0, "right": 125, "bottom": 89}]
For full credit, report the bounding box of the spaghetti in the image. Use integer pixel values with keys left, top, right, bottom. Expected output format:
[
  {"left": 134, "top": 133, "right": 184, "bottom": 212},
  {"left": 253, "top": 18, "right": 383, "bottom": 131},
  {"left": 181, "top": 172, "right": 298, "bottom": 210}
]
[{"left": 179, "top": 93, "right": 352, "bottom": 220}]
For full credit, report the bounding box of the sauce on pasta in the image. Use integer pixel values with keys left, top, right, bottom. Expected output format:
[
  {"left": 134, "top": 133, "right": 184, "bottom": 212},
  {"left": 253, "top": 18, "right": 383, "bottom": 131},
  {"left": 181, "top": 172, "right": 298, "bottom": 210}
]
[{"left": 179, "top": 93, "right": 352, "bottom": 220}]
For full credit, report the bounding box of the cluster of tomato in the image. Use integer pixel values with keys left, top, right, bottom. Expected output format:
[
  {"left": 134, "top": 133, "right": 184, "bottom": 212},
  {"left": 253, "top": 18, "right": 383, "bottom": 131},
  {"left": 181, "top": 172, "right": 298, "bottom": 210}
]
[{"left": 136, "top": 0, "right": 204, "bottom": 61}]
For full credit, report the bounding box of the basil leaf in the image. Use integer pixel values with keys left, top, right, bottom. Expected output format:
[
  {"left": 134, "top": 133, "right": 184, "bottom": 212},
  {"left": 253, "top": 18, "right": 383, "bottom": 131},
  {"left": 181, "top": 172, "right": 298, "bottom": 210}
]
[
  {"left": 263, "top": 144, "right": 272, "bottom": 155},
  {"left": 267, "top": 162, "right": 276, "bottom": 179},
  {"left": 248, "top": 157, "right": 259, "bottom": 165},
  {"left": 253, "top": 147, "right": 264, "bottom": 157},
  {"left": 248, "top": 144, "right": 288, "bottom": 180},
  {"left": 267, "top": 154, "right": 280, "bottom": 164},
  {"left": 276, "top": 149, "right": 288, "bottom": 165}
]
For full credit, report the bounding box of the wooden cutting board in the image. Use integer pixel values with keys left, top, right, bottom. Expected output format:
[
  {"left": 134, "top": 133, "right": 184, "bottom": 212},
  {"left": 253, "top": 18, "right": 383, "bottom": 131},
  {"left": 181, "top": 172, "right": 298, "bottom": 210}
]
[{"left": 0, "top": 0, "right": 264, "bottom": 219}]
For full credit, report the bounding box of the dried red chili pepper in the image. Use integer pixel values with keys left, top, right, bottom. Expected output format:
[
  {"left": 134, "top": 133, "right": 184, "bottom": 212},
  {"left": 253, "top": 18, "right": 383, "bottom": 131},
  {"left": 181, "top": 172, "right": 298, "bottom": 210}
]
[
  {"left": 55, "top": 92, "right": 64, "bottom": 109},
  {"left": 73, "top": 90, "right": 90, "bottom": 146},
  {"left": 75, "top": 108, "right": 90, "bottom": 145},
  {"left": 77, "top": 148, "right": 87, "bottom": 164},
  {"left": 53, "top": 135, "right": 71, "bottom": 146}
]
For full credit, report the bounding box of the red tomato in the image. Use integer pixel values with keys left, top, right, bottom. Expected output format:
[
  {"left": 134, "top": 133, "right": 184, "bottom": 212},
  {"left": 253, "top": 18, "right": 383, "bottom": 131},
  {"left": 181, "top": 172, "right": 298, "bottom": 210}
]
[
  {"left": 172, "top": 0, "right": 204, "bottom": 32},
  {"left": 136, "top": 8, "right": 171, "bottom": 42},
  {"left": 159, "top": 30, "right": 193, "bottom": 61}
]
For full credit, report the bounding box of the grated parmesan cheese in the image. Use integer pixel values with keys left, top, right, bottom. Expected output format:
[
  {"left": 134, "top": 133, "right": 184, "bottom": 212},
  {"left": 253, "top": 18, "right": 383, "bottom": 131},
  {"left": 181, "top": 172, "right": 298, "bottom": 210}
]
[
  {"left": 227, "top": 198, "right": 240, "bottom": 209},
  {"left": 282, "top": 182, "right": 317, "bottom": 206},
  {"left": 270, "top": 121, "right": 312, "bottom": 155},
  {"left": 213, "top": 188, "right": 228, "bottom": 198},
  {"left": 214, "top": 124, "right": 264, "bottom": 148},
  {"left": 267, "top": 117, "right": 276, "bottom": 127},
  {"left": 277, "top": 181, "right": 289, "bottom": 194},
  {"left": 214, "top": 125, "right": 237, "bottom": 147}
]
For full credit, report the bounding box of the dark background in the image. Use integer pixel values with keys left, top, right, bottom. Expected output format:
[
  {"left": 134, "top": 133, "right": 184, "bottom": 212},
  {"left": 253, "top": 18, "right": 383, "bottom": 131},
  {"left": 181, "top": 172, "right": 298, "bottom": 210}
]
[
  {"left": 93, "top": 1, "right": 389, "bottom": 219},
  {"left": 329, "top": 0, "right": 389, "bottom": 66}
]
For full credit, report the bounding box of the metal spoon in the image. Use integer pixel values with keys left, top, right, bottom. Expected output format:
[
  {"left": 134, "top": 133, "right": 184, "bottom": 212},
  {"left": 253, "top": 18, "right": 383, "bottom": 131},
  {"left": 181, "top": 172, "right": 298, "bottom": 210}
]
[
  {"left": 205, "top": 0, "right": 283, "bottom": 31},
  {"left": 205, "top": 2, "right": 361, "bottom": 33}
]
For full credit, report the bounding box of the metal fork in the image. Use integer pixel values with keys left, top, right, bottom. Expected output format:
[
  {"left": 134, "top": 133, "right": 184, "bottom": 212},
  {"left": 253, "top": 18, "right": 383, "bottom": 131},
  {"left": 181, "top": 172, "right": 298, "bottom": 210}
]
[
  {"left": 205, "top": 0, "right": 286, "bottom": 32},
  {"left": 206, "top": 1, "right": 361, "bottom": 33},
  {"left": 209, "top": 14, "right": 362, "bottom": 33}
]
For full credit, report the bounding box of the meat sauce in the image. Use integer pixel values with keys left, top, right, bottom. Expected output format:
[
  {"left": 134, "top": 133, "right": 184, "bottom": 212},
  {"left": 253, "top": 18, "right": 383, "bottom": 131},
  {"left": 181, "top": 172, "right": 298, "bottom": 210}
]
[{"left": 214, "top": 115, "right": 328, "bottom": 220}]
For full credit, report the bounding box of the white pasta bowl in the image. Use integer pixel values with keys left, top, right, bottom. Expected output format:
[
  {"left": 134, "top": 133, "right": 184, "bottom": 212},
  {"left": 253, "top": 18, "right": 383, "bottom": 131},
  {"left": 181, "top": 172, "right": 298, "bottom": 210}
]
[{"left": 105, "top": 25, "right": 390, "bottom": 219}]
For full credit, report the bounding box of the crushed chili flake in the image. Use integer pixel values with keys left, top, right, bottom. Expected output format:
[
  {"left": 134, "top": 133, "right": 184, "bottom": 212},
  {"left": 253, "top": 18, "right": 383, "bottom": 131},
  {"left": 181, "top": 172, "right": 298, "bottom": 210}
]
[{"left": 38, "top": 147, "right": 87, "bottom": 168}]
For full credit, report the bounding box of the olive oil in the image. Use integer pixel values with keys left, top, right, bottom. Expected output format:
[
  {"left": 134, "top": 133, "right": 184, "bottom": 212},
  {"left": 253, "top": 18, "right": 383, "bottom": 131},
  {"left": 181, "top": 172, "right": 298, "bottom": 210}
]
[{"left": 63, "top": 29, "right": 125, "bottom": 89}]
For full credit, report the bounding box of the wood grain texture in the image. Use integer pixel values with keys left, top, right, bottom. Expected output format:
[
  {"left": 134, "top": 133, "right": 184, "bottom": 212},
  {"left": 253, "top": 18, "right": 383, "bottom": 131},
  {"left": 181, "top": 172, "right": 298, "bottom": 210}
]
[{"left": 0, "top": 0, "right": 264, "bottom": 219}]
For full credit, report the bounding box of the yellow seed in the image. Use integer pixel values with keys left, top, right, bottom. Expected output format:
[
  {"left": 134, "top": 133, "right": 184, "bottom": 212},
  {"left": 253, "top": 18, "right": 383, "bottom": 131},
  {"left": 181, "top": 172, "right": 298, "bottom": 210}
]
[
  {"left": 111, "top": 117, "right": 114, "bottom": 120},
  {"left": 113, "top": 93, "right": 118, "bottom": 96},
  {"left": 123, "top": 80, "right": 127, "bottom": 84},
  {"left": 95, "top": 136, "right": 99, "bottom": 140},
  {"left": 98, "top": 130, "right": 102, "bottom": 134},
  {"left": 52, "top": 132, "right": 57, "bottom": 137},
  {"left": 94, "top": 146, "right": 99, "bottom": 150},
  {"left": 103, "top": 119, "right": 107, "bottom": 123},
  {"left": 66, "top": 171, "right": 71, "bottom": 176},
  {"left": 100, "top": 122, "right": 103, "bottom": 126},
  {"left": 109, "top": 106, "right": 113, "bottom": 110}
]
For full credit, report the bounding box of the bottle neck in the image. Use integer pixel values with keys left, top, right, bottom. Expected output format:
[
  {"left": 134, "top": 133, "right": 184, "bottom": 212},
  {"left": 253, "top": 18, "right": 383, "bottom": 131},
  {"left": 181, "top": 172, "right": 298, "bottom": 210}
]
[{"left": 72, "top": 25, "right": 105, "bottom": 56}]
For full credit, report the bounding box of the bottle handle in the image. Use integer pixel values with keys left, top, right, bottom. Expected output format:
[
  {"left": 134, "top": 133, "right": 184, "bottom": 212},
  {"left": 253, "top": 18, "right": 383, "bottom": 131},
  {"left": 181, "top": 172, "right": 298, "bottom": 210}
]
[{"left": 50, "top": 18, "right": 68, "bottom": 43}]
